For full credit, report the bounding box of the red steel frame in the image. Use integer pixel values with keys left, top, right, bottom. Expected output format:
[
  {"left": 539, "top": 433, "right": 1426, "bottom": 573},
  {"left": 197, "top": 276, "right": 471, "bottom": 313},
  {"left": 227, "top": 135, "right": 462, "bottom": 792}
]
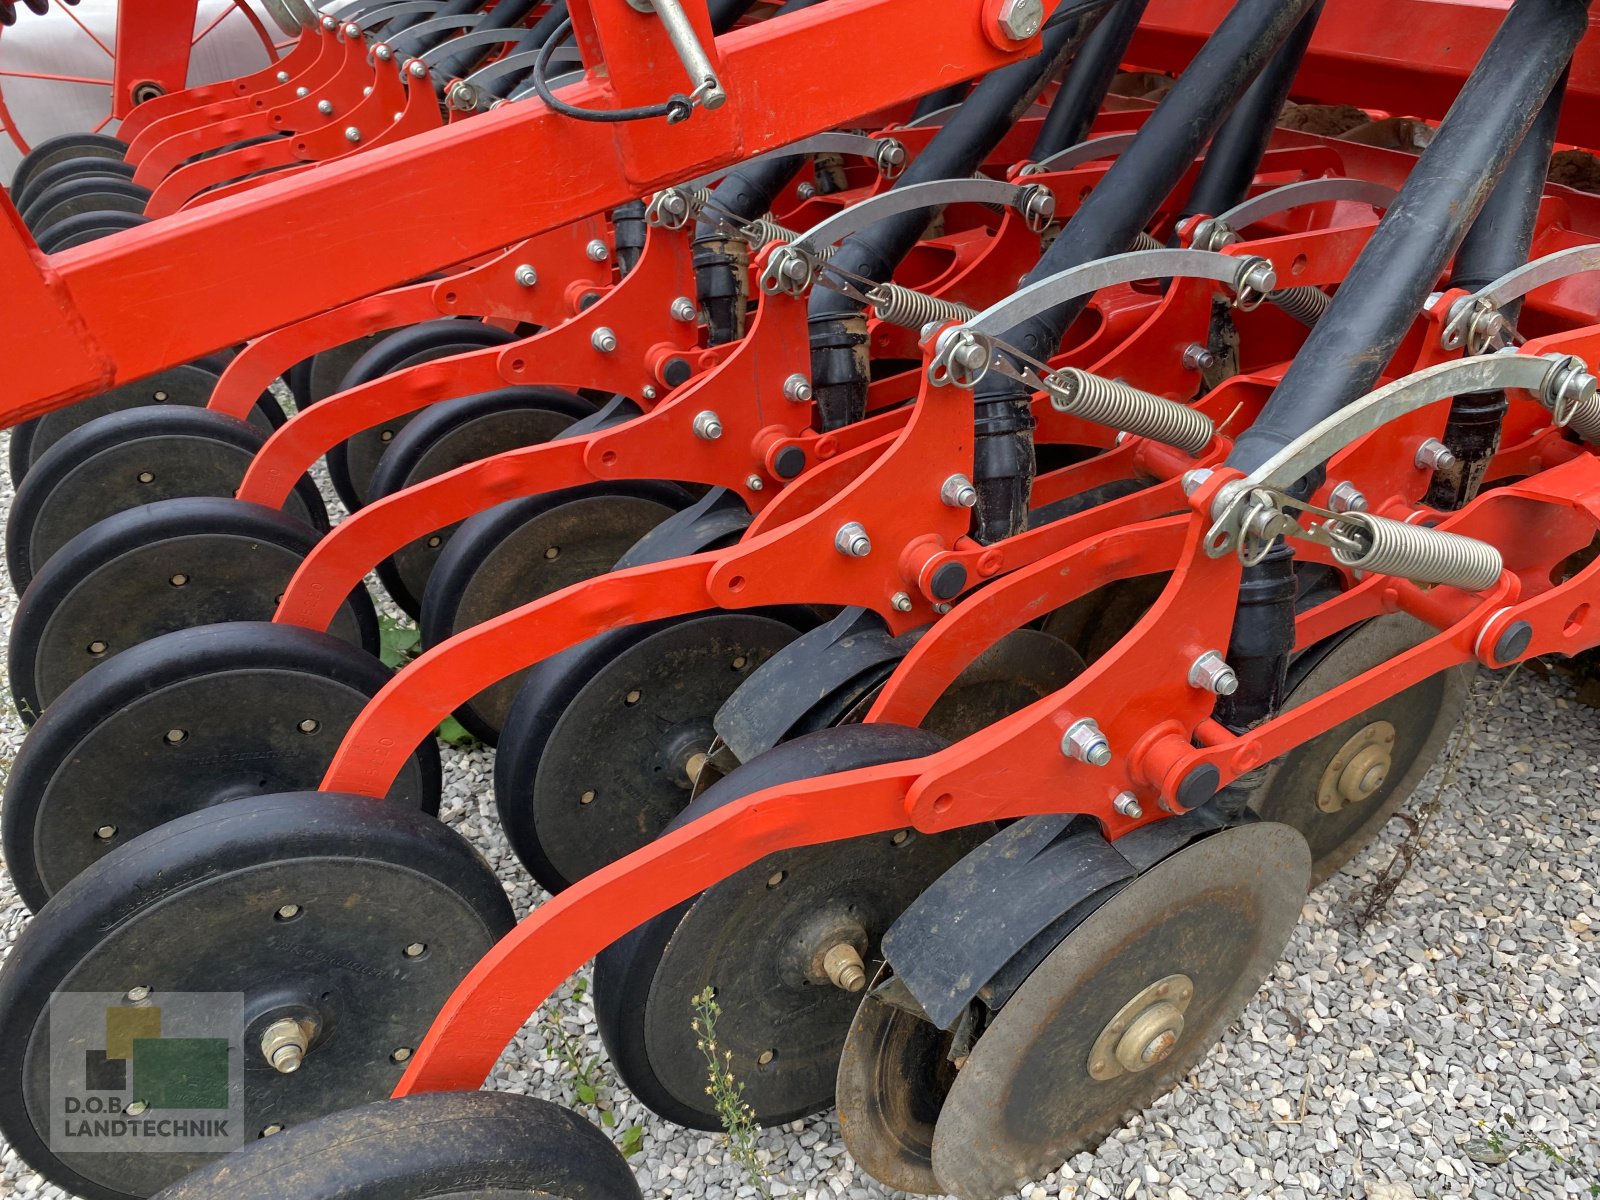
[{"left": 4, "top": 0, "right": 1600, "bottom": 427}]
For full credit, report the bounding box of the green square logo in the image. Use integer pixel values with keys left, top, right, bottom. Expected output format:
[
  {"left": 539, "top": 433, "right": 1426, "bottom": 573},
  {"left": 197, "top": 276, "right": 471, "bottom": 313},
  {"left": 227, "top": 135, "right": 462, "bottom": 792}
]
[{"left": 130, "top": 1037, "right": 230, "bottom": 1110}]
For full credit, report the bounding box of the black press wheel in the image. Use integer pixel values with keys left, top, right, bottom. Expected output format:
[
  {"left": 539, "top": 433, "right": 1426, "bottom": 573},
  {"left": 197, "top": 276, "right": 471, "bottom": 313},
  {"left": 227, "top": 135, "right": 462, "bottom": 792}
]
[
  {"left": 419, "top": 482, "right": 693, "bottom": 743},
  {"left": 6, "top": 354, "right": 285, "bottom": 488},
  {"left": 324, "top": 320, "right": 521, "bottom": 512},
  {"left": 11, "top": 153, "right": 136, "bottom": 214},
  {"left": 9, "top": 497, "right": 379, "bottom": 719},
  {"left": 593, "top": 725, "right": 991, "bottom": 1130},
  {"left": 0, "top": 792, "right": 514, "bottom": 1200},
  {"left": 366, "top": 386, "right": 594, "bottom": 617},
  {"left": 34, "top": 208, "right": 147, "bottom": 252},
  {"left": 8, "top": 132, "right": 129, "bottom": 197},
  {"left": 1, "top": 622, "right": 441, "bottom": 912},
  {"left": 150, "top": 1092, "right": 642, "bottom": 1200},
  {"left": 494, "top": 611, "right": 805, "bottom": 892},
  {"left": 6, "top": 406, "right": 328, "bottom": 593}
]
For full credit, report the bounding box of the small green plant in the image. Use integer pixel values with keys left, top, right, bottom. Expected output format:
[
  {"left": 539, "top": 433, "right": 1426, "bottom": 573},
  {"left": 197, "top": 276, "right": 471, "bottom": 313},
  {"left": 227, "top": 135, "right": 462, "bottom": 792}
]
[
  {"left": 1471, "top": 1117, "right": 1598, "bottom": 1196},
  {"left": 378, "top": 615, "right": 480, "bottom": 747},
  {"left": 692, "top": 986, "right": 772, "bottom": 1199},
  {"left": 538, "top": 979, "right": 645, "bottom": 1156}
]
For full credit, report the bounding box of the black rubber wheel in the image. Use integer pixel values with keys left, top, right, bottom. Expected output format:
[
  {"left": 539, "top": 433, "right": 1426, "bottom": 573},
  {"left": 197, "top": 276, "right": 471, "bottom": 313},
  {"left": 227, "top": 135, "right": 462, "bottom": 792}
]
[
  {"left": 7, "top": 356, "right": 285, "bottom": 488},
  {"left": 11, "top": 153, "right": 136, "bottom": 214},
  {"left": 0, "top": 791, "right": 513, "bottom": 1200},
  {"left": 419, "top": 482, "right": 692, "bottom": 743},
  {"left": 593, "top": 726, "right": 991, "bottom": 1130},
  {"left": 366, "top": 387, "right": 593, "bottom": 617},
  {"left": 306, "top": 331, "right": 400, "bottom": 406},
  {"left": 35, "top": 208, "right": 147, "bottom": 252},
  {"left": 9, "top": 132, "right": 128, "bottom": 197},
  {"left": 22, "top": 176, "right": 150, "bottom": 234},
  {"left": 1245, "top": 614, "right": 1472, "bottom": 885},
  {"left": 494, "top": 612, "right": 804, "bottom": 892},
  {"left": 150, "top": 1092, "right": 643, "bottom": 1200},
  {"left": 325, "top": 320, "right": 519, "bottom": 512},
  {"left": 6, "top": 406, "right": 328, "bottom": 593},
  {"left": 1, "top": 622, "right": 441, "bottom": 912},
  {"left": 9, "top": 498, "right": 379, "bottom": 719}
]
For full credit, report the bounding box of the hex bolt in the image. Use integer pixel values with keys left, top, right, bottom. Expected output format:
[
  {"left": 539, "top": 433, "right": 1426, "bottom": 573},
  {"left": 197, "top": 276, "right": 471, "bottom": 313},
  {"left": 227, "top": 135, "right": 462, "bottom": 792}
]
[
  {"left": 260, "top": 1018, "right": 313, "bottom": 1074},
  {"left": 1181, "top": 468, "right": 1213, "bottom": 497},
  {"left": 670, "top": 296, "right": 697, "bottom": 322},
  {"left": 590, "top": 327, "right": 617, "bottom": 354},
  {"left": 342, "top": 22, "right": 359, "bottom": 36},
  {"left": 1414, "top": 437, "right": 1458, "bottom": 471},
  {"left": 1187, "top": 650, "right": 1239, "bottom": 696},
  {"left": 746, "top": 474, "right": 764, "bottom": 491},
  {"left": 642, "top": 385, "right": 658, "bottom": 400},
  {"left": 835, "top": 522, "right": 872, "bottom": 558},
  {"left": 940, "top": 473, "right": 978, "bottom": 509},
  {"left": 445, "top": 80, "right": 474, "bottom": 110},
  {"left": 295, "top": 86, "right": 309, "bottom": 97},
  {"left": 1182, "top": 343, "right": 1216, "bottom": 372},
  {"left": 1113, "top": 792, "right": 1144, "bottom": 819},
  {"left": 586, "top": 239, "right": 610, "bottom": 262},
  {"left": 276, "top": 70, "right": 291, "bottom": 83},
  {"left": 932, "top": 602, "right": 952, "bottom": 615},
  {"left": 783, "top": 374, "right": 813, "bottom": 403},
  {"left": 996, "top": 0, "right": 1043, "bottom": 39},
  {"left": 823, "top": 944, "right": 867, "bottom": 993},
  {"left": 374, "top": 44, "right": 392, "bottom": 60},
  {"left": 692, "top": 410, "right": 723, "bottom": 441},
  {"left": 408, "top": 59, "right": 427, "bottom": 78},
  {"left": 1061, "top": 718, "right": 1112, "bottom": 766},
  {"left": 1329, "top": 481, "right": 1368, "bottom": 513},
  {"left": 796, "top": 182, "right": 817, "bottom": 200},
  {"left": 343, "top": 126, "right": 361, "bottom": 143},
  {"left": 892, "top": 592, "right": 914, "bottom": 612},
  {"left": 513, "top": 264, "right": 537, "bottom": 288},
  {"left": 317, "top": 99, "right": 334, "bottom": 115}
]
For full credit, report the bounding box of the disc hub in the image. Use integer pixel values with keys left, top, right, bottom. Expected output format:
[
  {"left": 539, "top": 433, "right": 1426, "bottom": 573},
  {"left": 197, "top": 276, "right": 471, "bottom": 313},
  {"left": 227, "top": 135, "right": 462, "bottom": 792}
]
[
  {"left": 1087, "top": 974, "right": 1194, "bottom": 1081},
  {"left": 1317, "top": 720, "right": 1396, "bottom": 812}
]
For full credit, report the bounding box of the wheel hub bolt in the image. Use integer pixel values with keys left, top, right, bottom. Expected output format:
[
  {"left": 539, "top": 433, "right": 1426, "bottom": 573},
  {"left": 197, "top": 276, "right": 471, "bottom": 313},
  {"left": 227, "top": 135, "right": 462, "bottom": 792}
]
[
  {"left": 1115, "top": 1001, "right": 1185, "bottom": 1073},
  {"left": 1061, "top": 718, "right": 1111, "bottom": 766},
  {"left": 1188, "top": 649, "right": 1238, "bottom": 696},
  {"left": 260, "top": 1017, "right": 314, "bottom": 1074},
  {"left": 823, "top": 943, "right": 867, "bottom": 993}
]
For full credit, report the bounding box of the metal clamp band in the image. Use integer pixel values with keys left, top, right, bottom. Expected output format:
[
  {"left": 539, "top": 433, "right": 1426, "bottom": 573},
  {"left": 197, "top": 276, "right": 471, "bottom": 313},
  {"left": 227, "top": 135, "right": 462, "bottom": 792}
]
[
  {"left": 1442, "top": 244, "right": 1600, "bottom": 351},
  {"left": 1017, "top": 130, "right": 1138, "bottom": 177},
  {"left": 759, "top": 178, "right": 1055, "bottom": 296},
  {"left": 1205, "top": 352, "right": 1583, "bottom": 557}
]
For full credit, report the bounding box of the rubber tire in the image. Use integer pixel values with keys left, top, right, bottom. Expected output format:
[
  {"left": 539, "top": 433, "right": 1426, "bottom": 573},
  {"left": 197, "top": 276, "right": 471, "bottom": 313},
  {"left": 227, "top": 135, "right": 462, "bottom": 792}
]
[
  {"left": 9, "top": 132, "right": 128, "bottom": 196},
  {"left": 34, "top": 208, "right": 146, "bottom": 251},
  {"left": 11, "top": 153, "right": 136, "bottom": 214},
  {"left": 6, "top": 406, "right": 328, "bottom": 593},
  {"left": 148, "top": 1092, "right": 643, "bottom": 1200},
  {"left": 0, "top": 792, "right": 513, "bottom": 1200},
  {"left": 594, "top": 725, "right": 956, "bottom": 1130},
  {"left": 324, "top": 320, "right": 519, "bottom": 511}
]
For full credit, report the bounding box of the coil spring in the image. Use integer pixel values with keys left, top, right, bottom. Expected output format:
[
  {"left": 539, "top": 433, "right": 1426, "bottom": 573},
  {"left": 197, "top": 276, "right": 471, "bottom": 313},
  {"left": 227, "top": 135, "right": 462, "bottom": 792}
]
[
  {"left": 1332, "top": 512, "right": 1503, "bottom": 591},
  {"left": 1048, "top": 368, "right": 1215, "bottom": 453},
  {"left": 866, "top": 285, "right": 975, "bottom": 329},
  {"left": 746, "top": 218, "right": 821, "bottom": 253},
  {"left": 1568, "top": 394, "right": 1600, "bottom": 445},
  {"left": 1131, "top": 231, "right": 1162, "bottom": 251},
  {"left": 1268, "top": 285, "right": 1332, "bottom": 327}
]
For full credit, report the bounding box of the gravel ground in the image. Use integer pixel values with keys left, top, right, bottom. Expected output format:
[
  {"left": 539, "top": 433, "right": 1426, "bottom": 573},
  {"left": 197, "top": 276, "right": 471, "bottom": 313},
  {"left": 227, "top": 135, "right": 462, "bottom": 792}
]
[{"left": 0, "top": 420, "right": 1596, "bottom": 1200}]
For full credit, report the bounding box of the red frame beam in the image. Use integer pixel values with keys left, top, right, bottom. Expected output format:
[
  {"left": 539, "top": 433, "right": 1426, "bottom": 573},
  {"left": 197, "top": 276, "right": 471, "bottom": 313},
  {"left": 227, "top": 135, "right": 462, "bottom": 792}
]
[
  {"left": 0, "top": 0, "right": 1027, "bottom": 424},
  {"left": 111, "top": 0, "right": 203, "bottom": 116}
]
